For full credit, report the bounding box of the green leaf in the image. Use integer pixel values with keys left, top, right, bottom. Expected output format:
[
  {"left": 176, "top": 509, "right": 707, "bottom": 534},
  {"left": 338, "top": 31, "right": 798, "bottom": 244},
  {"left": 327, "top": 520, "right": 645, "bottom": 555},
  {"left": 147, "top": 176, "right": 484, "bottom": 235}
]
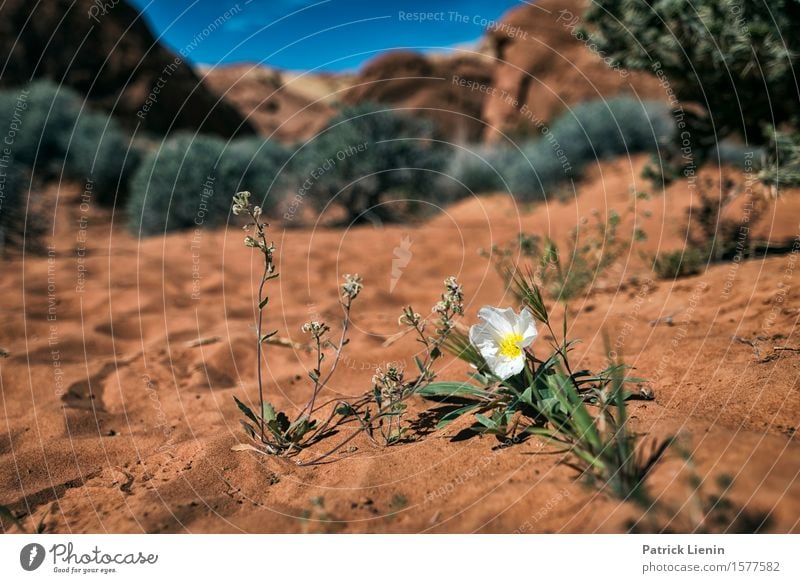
[
  {"left": 539, "top": 396, "right": 561, "bottom": 416},
  {"left": 414, "top": 356, "right": 426, "bottom": 374},
  {"left": 475, "top": 413, "right": 497, "bottom": 429},
  {"left": 260, "top": 330, "right": 278, "bottom": 343},
  {"left": 519, "top": 385, "right": 535, "bottom": 407},
  {"left": 240, "top": 420, "right": 257, "bottom": 439},
  {"left": 288, "top": 416, "right": 314, "bottom": 440},
  {"left": 546, "top": 373, "right": 601, "bottom": 450},
  {"left": 621, "top": 376, "right": 647, "bottom": 384},
  {"left": 523, "top": 426, "right": 561, "bottom": 441},
  {"left": 258, "top": 296, "right": 270, "bottom": 309},
  {"left": 467, "top": 371, "right": 489, "bottom": 384},
  {"left": 417, "top": 382, "right": 488, "bottom": 399},
  {"left": 508, "top": 267, "right": 549, "bottom": 324},
  {"left": 289, "top": 415, "right": 313, "bottom": 433},
  {"left": 233, "top": 396, "right": 259, "bottom": 425},
  {"left": 436, "top": 403, "right": 483, "bottom": 429},
  {"left": 443, "top": 329, "right": 485, "bottom": 368},
  {"left": 262, "top": 401, "right": 277, "bottom": 423},
  {"left": 266, "top": 419, "right": 282, "bottom": 437},
  {"left": 336, "top": 403, "right": 355, "bottom": 416}
]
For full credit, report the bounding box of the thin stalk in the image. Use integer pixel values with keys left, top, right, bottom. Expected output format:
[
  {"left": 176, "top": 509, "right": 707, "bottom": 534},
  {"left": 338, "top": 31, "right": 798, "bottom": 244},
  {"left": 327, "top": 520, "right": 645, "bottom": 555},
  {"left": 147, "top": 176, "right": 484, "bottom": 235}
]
[
  {"left": 256, "top": 266, "right": 268, "bottom": 442},
  {"left": 315, "top": 299, "right": 352, "bottom": 396},
  {"left": 305, "top": 335, "right": 324, "bottom": 417},
  {"left": 299, "top": 298, "right": 352, "bottom": 419},
  {"left": 249, "top": 208, "right": 272, "bottom": 443}
]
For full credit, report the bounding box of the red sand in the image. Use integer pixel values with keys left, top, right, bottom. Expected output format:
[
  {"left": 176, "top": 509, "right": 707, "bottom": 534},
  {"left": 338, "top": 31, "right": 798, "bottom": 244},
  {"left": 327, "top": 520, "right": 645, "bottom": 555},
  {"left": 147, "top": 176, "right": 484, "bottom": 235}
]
[{"left": 1, "top": 157, "right": 798, "bottom": 533}]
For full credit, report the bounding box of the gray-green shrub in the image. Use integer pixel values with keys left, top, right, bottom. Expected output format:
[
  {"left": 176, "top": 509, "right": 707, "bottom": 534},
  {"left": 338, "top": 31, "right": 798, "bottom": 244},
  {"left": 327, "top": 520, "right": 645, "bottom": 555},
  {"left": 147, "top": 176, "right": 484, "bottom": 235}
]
[
  {"left": 653, "top": 248, "right": 706, "bottom": 279},
  {"left": 66, "top": 112, "right": 140, "bottom": 205},
  {"left": 0, "top": 160, "right": 26, "bottom": 252},
  {"left": 218, "top": 137, "right": 289, "bottom": 211},
  {"left": 127, "top": 134, "right": 289, "bottom": 236},
  {"left": 291, "top": 103, "right": 447, "bottom": 223},
  {"left": 445, "top": 98, "right": 673, "bottom": 201},
  {"left": 0, "top": 81, "right": 75, "bottom": 171},
  {"left": 0, "top": 80, "right": 139, "bottom": 205}
]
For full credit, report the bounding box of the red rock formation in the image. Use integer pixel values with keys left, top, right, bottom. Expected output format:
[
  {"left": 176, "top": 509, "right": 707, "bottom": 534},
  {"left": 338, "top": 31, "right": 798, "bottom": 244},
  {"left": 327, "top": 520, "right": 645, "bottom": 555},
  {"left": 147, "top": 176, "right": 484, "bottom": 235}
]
[
  {"left": 0, "top": 0, "right": 254, "bottom": 137},
  {"left": 341, "top": 0, "right": 663, "bottom": 143},
  {"left": 481, "top": 0, "right": 663, "bottom": 141},
  {"left": 343, "top": 51, "right": 493, "bottom": 142},
  {"left": 202, "top": 64, "right": 341, "bottom": 143}
]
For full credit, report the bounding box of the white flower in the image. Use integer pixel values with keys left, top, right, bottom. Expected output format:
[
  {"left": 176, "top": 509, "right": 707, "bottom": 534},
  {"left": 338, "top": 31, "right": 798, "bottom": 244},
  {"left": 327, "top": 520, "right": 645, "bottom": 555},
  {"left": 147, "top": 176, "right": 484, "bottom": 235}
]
[{"left": 469, "top": 306, "right": 538, "bottom": 380}]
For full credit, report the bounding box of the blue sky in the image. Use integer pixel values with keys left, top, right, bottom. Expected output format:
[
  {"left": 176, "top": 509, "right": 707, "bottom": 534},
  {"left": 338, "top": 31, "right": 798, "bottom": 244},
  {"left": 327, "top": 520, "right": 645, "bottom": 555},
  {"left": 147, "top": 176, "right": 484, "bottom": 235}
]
[{"left": 127, "top": 0, "right": 526, "bottom": 72}]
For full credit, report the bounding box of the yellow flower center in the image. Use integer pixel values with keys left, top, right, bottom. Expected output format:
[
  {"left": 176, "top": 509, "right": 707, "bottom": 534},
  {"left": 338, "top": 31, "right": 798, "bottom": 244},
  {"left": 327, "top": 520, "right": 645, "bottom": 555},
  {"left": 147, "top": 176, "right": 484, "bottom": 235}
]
[{"left": 498, "top": 332, "right": 524, "bottom": 359}]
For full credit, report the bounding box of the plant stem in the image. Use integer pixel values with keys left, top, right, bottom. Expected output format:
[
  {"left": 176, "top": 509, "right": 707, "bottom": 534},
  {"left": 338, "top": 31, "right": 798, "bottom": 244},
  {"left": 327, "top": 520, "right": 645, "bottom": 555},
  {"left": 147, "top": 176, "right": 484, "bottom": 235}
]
[
  {"left": 305, "top": 335, "right": 324, "bottom": 417},
  {"left": 249, "top": 207, "right": 272, "bottom": 444},
  {"left": 256, "top": 260, "right": 268, "bottom": 442},
  {"left": 300, "top": 298, "right": 352, "bottom": 418},
  {"left": 317, "top": 299, "right": 352, "bottom": 388}
]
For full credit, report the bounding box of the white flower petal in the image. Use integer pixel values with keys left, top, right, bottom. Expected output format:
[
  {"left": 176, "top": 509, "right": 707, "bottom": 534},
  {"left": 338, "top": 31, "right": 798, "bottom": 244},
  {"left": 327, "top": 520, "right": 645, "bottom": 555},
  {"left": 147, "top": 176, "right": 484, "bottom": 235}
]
[
  {"left": 476, "top": 306, "right": 516, "bottom": 336},
  {"left": 516, "top": 308, "right": 538, "bottom": 347},
  {"left": 485, "top": 353, "right": 525, "bottom": 380},
  {"left": 469, "top": 322, "right": 501, "bottom": 353}
]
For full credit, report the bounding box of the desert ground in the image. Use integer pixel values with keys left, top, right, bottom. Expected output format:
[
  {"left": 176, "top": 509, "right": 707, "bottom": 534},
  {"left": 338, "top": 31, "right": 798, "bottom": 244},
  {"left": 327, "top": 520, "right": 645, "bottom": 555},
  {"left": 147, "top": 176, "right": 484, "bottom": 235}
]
[{"left": 1, "top": 156, "right": 798, "bottom": 533}]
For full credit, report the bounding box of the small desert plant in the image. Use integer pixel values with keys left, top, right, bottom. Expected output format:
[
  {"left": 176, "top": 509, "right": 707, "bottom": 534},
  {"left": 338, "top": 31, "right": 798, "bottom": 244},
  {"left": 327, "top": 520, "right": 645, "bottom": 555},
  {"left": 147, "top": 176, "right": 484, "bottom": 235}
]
[
  {"left": 484, "top": 195, "right": 648, "bottom": 302},
  {"left": 229, "top": 188, "right": 675, "bottom": 504},
  {"left": 547, "top": 98, "right": 673, "bottom": 162},
  {"left": 370, "top": 364, "right": 410, "bottom": 445},
  {"left": 367, "top": 278, "right": 464, "bottom": 445},
  {"left": 128, "top": 135, "right": 288, "bottom": 236},
  {"left": 652, "top": 180, "right": 767, "bottom": 279},
  {"left": 0, "top": 81, "right": 77, "bottom": 171},
  {"left": 230, "top": 190, "right": 348, "bottom": 454},
  {"left": 652, "top": 248, "right": 707, "bottom": 279},
  {"left": 292, "top": 103, "right": 447, "bottom": 224},
  {"left": 420, "top": 273, "right": 670, "bottom": 504},
  {"left": 230, "top": 190, "right": 463, "bottom": 460}
]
